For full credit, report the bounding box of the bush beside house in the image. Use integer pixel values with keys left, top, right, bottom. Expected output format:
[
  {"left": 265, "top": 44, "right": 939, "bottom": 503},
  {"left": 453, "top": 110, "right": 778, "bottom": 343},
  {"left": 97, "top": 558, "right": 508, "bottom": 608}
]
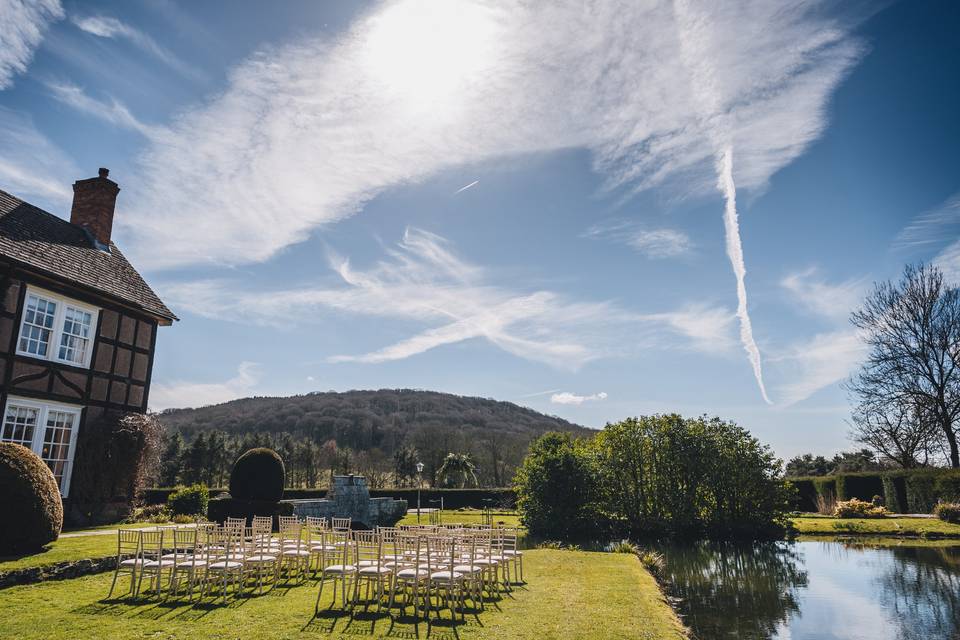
[{"left": 0, "top": 443, "right": 63, "bottom": 553}]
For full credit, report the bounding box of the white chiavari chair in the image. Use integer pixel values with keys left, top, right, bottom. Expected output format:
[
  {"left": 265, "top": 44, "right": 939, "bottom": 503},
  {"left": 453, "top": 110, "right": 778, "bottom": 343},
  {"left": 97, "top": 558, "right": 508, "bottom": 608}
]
[
  {"left": 205, "top": 527, "right": 245, "bottom": 601},
  {"left": 137, "top": 529, "right": 174, "bottom": 596},
  {"left": 106, "top": 529, "right": 142, "bottom": 598},
  {"left": 244, "top": 526, "right": 278, "bottom": 594},
  {"left": 388, "top": 532, "right": 429, "bottom": 618},
  {"left": 315, "top": 530, "right": 356, "bottom": 611},
  {"left": 353, "top": 530, "right": 392, "bottom": 611},
  {"left": 169, "top": 527, "right": 206, "bottom": 599},
  {"left": 426, "top": 533, "right": 465, "bottom": 622},
  {"left": 278, "top": 522, "right": 310, "bottom": 581}
]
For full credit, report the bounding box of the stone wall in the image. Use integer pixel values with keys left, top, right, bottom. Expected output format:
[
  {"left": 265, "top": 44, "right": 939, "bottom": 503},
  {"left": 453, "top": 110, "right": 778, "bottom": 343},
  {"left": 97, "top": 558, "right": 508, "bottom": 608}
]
[{"left": 283, "top": 475, "right": 406, "bottom": 528}]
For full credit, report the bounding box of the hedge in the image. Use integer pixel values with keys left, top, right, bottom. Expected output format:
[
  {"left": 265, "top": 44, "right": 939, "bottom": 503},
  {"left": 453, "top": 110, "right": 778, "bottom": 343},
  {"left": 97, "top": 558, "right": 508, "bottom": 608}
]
[
  {"left": 790, "top": 468, "right": 960, "bottom": 514},
  {"left": 143, "top": 487, "right": 516, "bottom": 510}
]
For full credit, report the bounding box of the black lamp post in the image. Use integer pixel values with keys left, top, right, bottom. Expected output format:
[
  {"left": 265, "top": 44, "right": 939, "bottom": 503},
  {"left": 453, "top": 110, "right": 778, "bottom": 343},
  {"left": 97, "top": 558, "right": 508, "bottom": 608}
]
[{"left": 416, "top": 461, "right": 425, "bottom": 524}]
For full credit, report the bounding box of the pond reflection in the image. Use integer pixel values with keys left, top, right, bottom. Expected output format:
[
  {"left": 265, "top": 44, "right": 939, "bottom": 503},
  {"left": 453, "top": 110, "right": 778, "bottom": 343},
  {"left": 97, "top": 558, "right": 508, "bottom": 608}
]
[{"left": 657, "top": 539, "right": 960, "bottom": 640}]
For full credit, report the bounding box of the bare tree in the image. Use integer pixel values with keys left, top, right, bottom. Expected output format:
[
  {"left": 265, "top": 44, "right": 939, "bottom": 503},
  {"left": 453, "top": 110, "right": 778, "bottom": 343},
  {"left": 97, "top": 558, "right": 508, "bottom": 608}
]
[
  {"left": 848, "top": 264, "right": 960, "bottom": 466},
  {"left": 849, "top": 396, "right": 941, "bottom": 468}
]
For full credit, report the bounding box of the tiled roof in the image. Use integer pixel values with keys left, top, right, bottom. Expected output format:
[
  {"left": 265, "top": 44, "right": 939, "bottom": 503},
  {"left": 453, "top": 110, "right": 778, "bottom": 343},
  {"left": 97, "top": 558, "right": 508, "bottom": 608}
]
[{"left": 0, "top": 189, "right": 176, "bottom": 323}]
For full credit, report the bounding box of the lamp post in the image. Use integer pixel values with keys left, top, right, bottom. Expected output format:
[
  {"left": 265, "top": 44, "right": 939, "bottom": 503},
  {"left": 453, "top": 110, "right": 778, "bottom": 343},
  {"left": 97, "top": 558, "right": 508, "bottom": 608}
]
[{"left": 416, "top": 461, "right": 425, "bottom": 524}]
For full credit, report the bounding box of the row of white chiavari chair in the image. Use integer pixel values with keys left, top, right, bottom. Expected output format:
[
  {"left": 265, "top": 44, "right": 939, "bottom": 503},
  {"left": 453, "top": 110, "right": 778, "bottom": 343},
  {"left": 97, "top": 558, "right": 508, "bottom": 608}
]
[{"left": 105, "top": 518, "right": 524, "bottom": 620}]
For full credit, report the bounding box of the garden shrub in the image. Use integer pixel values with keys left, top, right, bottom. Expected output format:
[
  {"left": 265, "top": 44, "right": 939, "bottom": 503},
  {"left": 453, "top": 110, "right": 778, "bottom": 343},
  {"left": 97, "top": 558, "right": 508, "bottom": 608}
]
[
  {"left": 514, "top": 432, "right": 602, "bottom": 540},
  {"left": 906, "top": 473, "right": 938, "bottom": 513},
  {"left": 788, "top": 478, "right": 818, "bottom": 512},
  {"left": 0, "top": 443, "right": 63, "bottom": 553},
  {"left": 835, "top": 473, "right": 884, "bottom": 501},
  {"left": 167, "top": 483, "right": 209, "bottom": 516},
  {"left": 934, "top": 502, "right": 960, "bottom": 524},
  {"left": 126, "top": 503, "right": 170, "bottom": 523},
  {"left": 69, "top": 412, "right": 162, "bottom": 522},
  {"left": 934, "top": 472, "right": 960, "bottom": 503},
  {"left": 834, "top": 498, "right": 889, "bottom": 518},
  {"left": 591, "top": 415, "right": 792, "bottom": 539},
  {"left": 229, "top": 448, "right": 285, "bottom": 502},
  {"left": 882, "top": 474, "right": 908, "bottom": 513}
]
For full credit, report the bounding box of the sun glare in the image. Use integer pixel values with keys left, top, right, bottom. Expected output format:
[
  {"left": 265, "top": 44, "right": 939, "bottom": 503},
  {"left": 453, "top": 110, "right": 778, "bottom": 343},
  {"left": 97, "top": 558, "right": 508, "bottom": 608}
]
[{"left": 362, "top": 1, "right": 499, "bottom": 115}]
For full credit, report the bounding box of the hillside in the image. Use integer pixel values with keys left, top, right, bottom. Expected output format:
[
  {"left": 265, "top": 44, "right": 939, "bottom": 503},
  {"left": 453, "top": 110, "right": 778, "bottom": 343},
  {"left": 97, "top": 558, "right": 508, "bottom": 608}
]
[{"left": 156, "top": 389, "right": 591, "bottom": 487}]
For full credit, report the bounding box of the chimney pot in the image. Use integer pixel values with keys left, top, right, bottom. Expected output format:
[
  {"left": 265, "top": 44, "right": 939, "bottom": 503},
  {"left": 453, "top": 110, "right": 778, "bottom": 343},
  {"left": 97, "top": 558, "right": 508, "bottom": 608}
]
[{"left": 70, "top": 168, "right": 120, "bottom": 248}]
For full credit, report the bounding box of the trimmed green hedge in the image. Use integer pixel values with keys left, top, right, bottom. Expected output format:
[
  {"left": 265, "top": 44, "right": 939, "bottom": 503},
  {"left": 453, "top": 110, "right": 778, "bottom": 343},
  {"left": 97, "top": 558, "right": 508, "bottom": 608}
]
[
  {"left": 143, "top": 487, "right": 516, "bottom": 509},
  {"left": 790, "top": 469, "right": 960, "bottom": 514}
]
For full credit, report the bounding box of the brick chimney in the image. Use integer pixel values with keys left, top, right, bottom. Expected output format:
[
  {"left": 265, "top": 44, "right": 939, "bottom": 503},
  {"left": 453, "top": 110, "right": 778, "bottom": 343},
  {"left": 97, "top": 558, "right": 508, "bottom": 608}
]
[{"left": 70, "top": 168, "right": 119, "bottom": 248}]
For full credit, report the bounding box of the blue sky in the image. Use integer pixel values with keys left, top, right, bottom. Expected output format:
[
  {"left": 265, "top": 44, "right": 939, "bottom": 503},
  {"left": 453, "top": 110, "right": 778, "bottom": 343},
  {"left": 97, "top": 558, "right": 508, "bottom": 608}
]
[{"left": 1, "top": 0, "right": 958, "bottom": 459}]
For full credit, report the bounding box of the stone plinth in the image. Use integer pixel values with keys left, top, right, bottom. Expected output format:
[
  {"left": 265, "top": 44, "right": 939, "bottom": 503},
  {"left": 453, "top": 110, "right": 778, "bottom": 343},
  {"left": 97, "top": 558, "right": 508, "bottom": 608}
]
[{"left": 282, "top": 475, "right": 406, "bottom": 528}]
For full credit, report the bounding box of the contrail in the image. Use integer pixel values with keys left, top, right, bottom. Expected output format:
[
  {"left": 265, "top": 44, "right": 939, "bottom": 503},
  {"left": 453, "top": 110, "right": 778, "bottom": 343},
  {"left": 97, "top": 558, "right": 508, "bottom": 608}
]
[
  {"left": 454, "top": 180, "right": 478, "bottom": 194},
  {"left": 717, "top": 146, "right": 772, "bottom": 404},
  {"left": 672, "top": 0, "right": 772, "bottom": 403}
]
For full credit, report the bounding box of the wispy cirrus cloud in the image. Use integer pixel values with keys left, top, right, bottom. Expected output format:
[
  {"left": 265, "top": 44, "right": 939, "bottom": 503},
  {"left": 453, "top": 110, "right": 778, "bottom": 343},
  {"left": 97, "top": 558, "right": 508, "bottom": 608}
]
[
  {"left": 0, "top": 107, "right": 76, "bottom": 206},
  {"left": 894, "top": 192, "right": 960, "bottom": 284},
  {"left": 551, "top": 391, "right": 608, "bottom": 405},
  {"left": 772, "top": 330, "right": 866, "bottom": 406},
  {"left": 781, "top": 267, "right": 867, "bottom": 322},
  {"left": 0, "top": 0, "right": 63, "bottom": 90},
  {"left": 44, "top": 80, "right": 160, "bottom": 137},
  {"left": 160, "top": 228, "right": 735, "bottom": 369},
  {"left": 585, "top": 220, "right": 693, "bottom": 259},
  {"left": 122, "top": 0, "right": 868, "bottom": 401},
  {"left": 71, "top": 14, "right": 203, "bottom": 82},
  {"left": 149, "top": 361, "right": 259, "bottom": 410}
]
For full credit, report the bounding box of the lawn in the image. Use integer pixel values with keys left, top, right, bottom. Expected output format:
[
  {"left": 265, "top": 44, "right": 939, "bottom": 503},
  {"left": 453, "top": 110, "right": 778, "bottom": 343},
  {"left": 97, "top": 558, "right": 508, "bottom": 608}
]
[
  {"left": 791, "top": 514, "right": 960, "bottom": 537},
  {"left": 0, "top": 549, "right": 687, "bottom": 640},
  {"left": 0, "top": 522, "right": 162, "bottom": 573},
  {"left": 1, "top": 512, "right": 523, "bottom": 575}
]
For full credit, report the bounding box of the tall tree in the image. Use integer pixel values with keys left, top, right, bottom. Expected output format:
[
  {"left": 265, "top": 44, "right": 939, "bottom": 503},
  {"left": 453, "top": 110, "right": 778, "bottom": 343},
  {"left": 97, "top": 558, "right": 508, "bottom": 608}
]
[
  {"left": 849, "top": 396, "right": 940, "bottom": 468},
  {"left": 848, "top": 264, "right": 960, "bottom": 466},
  {"left": 437, "top": 452, "right": 478, "bottom": 488}
]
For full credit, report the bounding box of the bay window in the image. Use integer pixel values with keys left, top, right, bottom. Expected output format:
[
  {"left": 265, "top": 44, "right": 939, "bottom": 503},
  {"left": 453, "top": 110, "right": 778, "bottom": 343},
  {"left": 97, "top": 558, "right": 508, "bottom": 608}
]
[
  {"left": 1, "top": 397, "right": 82, "bottom": 496},
  {"left": 16, "top": 287, "right": 98, "bottom": 368}
]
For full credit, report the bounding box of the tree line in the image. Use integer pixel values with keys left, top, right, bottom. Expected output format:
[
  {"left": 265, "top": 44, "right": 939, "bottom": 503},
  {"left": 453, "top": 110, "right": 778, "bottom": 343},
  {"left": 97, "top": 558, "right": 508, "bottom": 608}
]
[{"left": 152, "top": 389, "right": 587, "bottom": 488}]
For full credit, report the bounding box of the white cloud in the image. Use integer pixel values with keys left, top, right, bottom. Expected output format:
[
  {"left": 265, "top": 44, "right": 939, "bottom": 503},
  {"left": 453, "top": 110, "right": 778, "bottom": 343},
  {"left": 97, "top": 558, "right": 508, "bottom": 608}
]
[
  {"left": 773, "top": 330, "right": 866, "bottom": 406},
  {"left": 0, "top": 0, "right": 63, "bottom": 90},
  {"left": 551, "top": 391, "right": 608, "bottom": 405},
  {"left": 44, "top": 80, "right": 159, "bottom": 137},
  {"left": 586, "top": 220, "right": 693, "bottom": 258},
  {"left": 781, "top": 268, "right": 867, "bottom": 321},
  {"left": 0, "top": 107, "right": 76, "bottom": 206},
  {"left": 119, "top": 0, "right": 865, "bottom": 403},
  {"left": 120, "top": 0, "right": 865, "bottom": 272},
  {"left": 149, "top": 361, "right": 259, "bottom": 410},
  {"left": 71, "top": 14, "right": 202, "bottom": 82},
  {"left": 894, "top": 191, "right": 960, "bottom": 284},
  {"left": 893, "top": 191, "right": 960, "bottom": 250},
  {"left": 160, "top": 228, "right": 736, "bottom": 369}
]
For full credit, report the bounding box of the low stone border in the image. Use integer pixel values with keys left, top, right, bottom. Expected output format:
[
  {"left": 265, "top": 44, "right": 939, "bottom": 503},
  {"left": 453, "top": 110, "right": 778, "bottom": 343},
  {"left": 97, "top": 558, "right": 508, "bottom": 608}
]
[{"left": 0, "top": 555, "right": 122, "bottom": 589}]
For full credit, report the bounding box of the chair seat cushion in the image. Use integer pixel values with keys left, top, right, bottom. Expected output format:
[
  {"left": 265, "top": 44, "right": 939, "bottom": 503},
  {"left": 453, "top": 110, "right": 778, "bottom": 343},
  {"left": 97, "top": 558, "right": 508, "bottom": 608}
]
[
  {"left": 323, "top": 564, "right": 356, "bottom": 574},
  {"left": 359, "top": 566, "right": 392, "bottom": 576},
  {"left": 208, "top": 560, "right": 243, "bottom": 570},
  {"left": 430, "top": 571, "right": 463, "bottom": 581},
  {"left": 454, "top": 564, "right": 482, "bottom": 573},
  {"left": 119, "top": 558, "right": 145, "bottom": 567},
  {"left": 245, "top": 555, "right": 277, "bottom": 563},
  {"left": 357, "top": 560, "right": 379, "bottom": 567},
  {"left": 502, "top": 550, "right": 522, "bottom": 556},
  {"left": 282, "top": 549, "right": 310, "bottom": 557},
  {"left": 143, "top": 559, "right": 175, "bottom": 568},
  {"left": 396, "top": 568, "right": 429, "bottom": 579},
  {"left": 175, "top": 559, "right": 208, "bottom": 568},
  {"left": 311, "top": 545, "right": 337, "bottom": 552}
]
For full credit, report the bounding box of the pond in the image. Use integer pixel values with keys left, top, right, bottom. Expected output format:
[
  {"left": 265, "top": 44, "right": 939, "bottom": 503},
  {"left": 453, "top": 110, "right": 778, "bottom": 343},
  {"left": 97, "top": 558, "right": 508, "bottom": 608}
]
[{"left": 657, "top": 538, "right": 960, "bottom": 639}]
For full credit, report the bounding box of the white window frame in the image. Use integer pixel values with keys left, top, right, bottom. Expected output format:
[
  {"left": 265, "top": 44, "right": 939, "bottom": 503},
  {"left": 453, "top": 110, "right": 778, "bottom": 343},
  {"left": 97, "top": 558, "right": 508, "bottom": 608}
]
[
  {"left": 16, "top": 286, "right": 100, "bottom": 369},
  {"left": 1, "top": 396, "right": 82, "bottom": 497}
]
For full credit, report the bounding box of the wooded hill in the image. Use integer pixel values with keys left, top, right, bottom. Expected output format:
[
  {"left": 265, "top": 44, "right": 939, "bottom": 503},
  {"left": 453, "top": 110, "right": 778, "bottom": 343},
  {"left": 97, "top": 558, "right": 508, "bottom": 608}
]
[{"left": 156, "top": 389, "right": 591, "bottom": 488}]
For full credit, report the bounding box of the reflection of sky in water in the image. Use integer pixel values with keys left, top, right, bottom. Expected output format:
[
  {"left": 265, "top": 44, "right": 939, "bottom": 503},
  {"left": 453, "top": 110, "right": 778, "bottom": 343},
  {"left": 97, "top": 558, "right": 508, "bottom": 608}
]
[{"left": 660, "top": 540, "right": 960, "bottom": 640}]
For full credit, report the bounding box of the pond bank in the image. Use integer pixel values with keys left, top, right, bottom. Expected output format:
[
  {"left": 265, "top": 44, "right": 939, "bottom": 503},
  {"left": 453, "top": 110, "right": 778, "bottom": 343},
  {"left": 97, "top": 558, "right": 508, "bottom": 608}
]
[{"left": 791, "top": 514, "right": 960, "bottom": 537}]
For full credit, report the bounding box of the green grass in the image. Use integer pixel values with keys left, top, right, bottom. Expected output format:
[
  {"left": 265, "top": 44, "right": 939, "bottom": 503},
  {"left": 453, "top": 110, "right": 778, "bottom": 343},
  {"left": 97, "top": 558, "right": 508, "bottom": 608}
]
[
  {"left": 397, "top": 509, "right": 522, "bottom": 528},
  {"left": 791, "top": 514, "right": 960, "bottom": 537},
  {"left": 0, "top": 549, "right": 686, "bottom": 640}
]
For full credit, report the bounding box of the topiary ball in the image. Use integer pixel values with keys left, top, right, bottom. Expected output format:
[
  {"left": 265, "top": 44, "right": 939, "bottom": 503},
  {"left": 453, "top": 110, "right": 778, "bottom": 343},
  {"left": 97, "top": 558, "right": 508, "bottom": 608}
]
[
  {"left": 229, "top": 447, "right": 285, "bottom": 502},
  {"left": 0, "top": 442, "right": 63, "bottom": 553}
]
